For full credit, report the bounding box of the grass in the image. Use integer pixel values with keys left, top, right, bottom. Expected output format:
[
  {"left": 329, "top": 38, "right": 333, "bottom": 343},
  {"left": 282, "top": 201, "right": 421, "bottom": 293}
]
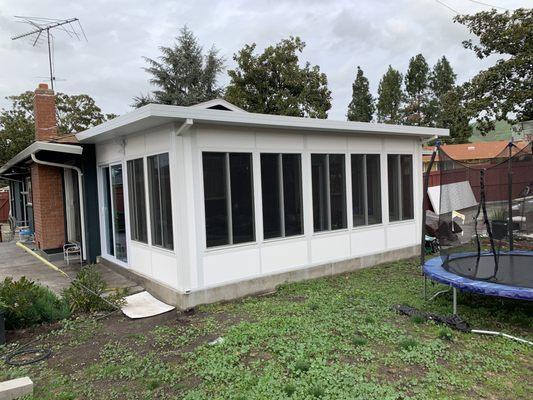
[{"left": 0, "top": 257, "right": 531, "bottom": 399}]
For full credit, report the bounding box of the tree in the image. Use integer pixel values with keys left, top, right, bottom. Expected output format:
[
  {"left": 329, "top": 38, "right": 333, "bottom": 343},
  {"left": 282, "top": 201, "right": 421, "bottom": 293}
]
[
  {"left": 454, "top": 8, "right": 533, "bottom": 134},
  {"left": 377, "top": 66, "right": 403, "bottom": 124},
  {"left": 0, "top": 92, "right": 115, "bottom": 165},
  {"left": 436, "top": 87, "right": 472, "bottom": 144},
  {"left": 429, "top": 56, "right": 456, "bottom": 99},
  {"left": 347, "top": 66, "right": 374, "bottom": 122},
  {"left": 403, "top": 54, "right": 430, "bottom": 126},
  {"left": 225, "top": 37, "right": 331, "bottom": 118},
  {"left": 134, "top": 26, "right": 225, "bottom": 107}
]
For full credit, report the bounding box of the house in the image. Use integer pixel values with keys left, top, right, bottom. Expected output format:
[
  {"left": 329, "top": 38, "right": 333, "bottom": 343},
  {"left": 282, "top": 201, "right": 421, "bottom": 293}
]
[
  {"left": 1, "top": 84, "right": 449, "bottom": 309},
  {"left": 423, "top": 140, "right": 530, "bottom": 171}
]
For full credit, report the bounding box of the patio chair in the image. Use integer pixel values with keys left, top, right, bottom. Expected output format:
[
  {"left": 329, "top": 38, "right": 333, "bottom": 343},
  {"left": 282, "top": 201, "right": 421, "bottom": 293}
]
[{"left": 63, "top": 241, "right": 82, "bottom": 266}]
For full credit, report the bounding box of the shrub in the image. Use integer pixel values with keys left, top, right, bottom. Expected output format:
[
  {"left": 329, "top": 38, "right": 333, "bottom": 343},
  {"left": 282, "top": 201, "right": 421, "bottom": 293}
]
[
  {"left": 62, "top": 265, "right": 126, "bottom": 313},
  {"left": 0, "top": 277, "right": 70, "bottom": 329}
]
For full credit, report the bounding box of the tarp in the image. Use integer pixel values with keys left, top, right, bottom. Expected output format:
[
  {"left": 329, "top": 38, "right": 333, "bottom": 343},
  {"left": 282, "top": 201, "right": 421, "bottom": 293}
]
[{"left": 121, "top": 291, "right": 175, "bottom": 319}]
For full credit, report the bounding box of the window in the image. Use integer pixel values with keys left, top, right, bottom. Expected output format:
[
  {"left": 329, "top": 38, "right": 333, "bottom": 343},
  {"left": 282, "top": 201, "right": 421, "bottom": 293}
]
[
  {"left": 127, "top": 158, "right": 147, "bottom": 243},
  {"left": 261, "top": 153, "right": 303, "bottom": 239},
  {"left": 202, "top": 152, "right": 254, "bottom": 247},
  {"left": 352, "top": 154, "right": 382, "bottom": 226},
  {"left": 311, "top": 154, "right": 347, "bottom": 232},
  {"left": 388, "top": 154, "right": 413, "bottom": 222},
  {"left": 147, "top": 153, "right": 173, "bottom": 250}
]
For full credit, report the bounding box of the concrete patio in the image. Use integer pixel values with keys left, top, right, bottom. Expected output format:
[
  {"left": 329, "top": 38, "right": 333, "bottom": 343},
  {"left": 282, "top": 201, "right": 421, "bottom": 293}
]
[{"left": 0, "top": 240, "right": 141, "bottom": 294}]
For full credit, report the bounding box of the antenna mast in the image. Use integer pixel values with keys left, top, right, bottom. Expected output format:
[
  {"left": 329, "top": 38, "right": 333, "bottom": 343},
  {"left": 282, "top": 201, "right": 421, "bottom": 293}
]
[{"left": 11, "top": 16, "right": 87, "bottom": 90}]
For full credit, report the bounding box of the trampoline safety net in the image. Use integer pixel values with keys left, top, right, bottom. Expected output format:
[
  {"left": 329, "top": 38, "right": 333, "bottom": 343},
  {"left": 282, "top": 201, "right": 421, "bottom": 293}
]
[{"left": 425, "top": 141, "right": 533, "bottom": 289}]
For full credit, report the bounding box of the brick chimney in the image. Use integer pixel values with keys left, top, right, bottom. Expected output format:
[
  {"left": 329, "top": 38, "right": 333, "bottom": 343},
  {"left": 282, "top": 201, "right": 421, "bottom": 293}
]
[{"left": 34, "top": 83, "right": 58, "bottom": 141}]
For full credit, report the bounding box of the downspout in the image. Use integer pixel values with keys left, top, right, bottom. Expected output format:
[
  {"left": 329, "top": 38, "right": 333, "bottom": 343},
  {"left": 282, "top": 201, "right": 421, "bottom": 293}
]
[{"left": 31, "top": 153, "right": 87, "bottom": 261}]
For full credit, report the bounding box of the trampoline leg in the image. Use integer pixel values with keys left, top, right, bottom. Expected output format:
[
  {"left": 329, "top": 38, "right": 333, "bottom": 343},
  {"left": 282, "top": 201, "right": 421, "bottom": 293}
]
[{"left": 452, "top": 287, "right": 457, "bottom": 315}]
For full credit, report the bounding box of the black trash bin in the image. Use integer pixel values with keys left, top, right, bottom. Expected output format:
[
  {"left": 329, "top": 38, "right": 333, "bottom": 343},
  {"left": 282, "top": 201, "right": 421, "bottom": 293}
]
[{"left": 0, "top": 309, "right": 5, "bottom": 345}]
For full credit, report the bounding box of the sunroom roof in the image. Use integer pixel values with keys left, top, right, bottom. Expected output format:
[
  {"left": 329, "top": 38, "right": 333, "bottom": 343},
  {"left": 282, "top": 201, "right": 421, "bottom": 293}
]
[{"left": 76, "top": 102, "right": 449, "bottom": 144}]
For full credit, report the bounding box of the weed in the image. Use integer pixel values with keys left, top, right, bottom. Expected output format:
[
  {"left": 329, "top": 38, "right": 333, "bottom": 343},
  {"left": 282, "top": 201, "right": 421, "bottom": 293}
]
[
  {"left": 398, "top": 337, "right": 418, "bottom": 350},
  {"left": 352, "top": 335, "right": 368, "bottom": 346},
  {"left": 309, "top": 384, "right": 325, "bottom": 398},
  {"left": 283, "top": 383, "right": 296, "bottom": 396},
  {"left": 308, "top": 302, "right": 319, "bottom": 311},
  {"left": 438, "top": 327, "right": 454, "bottom": 341},
  {"left": 294, "top": 359, "right": 311, "bottom": 372},
  {"left": 410, "top": 314, "right": 426, "bottom": 324}
]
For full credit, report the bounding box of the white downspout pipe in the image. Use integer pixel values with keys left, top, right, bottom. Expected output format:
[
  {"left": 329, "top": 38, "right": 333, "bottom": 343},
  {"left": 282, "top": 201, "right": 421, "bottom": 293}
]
[{"left": 31, "top": 153, "right": 87, "bottom": 261}]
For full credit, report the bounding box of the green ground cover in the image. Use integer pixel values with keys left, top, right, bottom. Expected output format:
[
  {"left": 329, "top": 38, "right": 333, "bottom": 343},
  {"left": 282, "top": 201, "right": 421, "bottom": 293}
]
[{"left": 1, "top": 257, "right": 531, "bottom": 399}]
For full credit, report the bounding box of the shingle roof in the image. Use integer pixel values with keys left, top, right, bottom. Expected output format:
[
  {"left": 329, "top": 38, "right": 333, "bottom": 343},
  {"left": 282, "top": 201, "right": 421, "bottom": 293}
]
[{"left": 423, "top": 140, "right": 529, "bottom": 162}]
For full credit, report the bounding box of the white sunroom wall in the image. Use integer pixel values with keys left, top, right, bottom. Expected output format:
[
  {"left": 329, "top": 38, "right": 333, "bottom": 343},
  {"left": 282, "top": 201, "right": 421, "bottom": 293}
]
[
  {"left": 190, "top": 124, "right": 423, "bottom": 290},
  {"left": 94, "top": 123, "right": 183, "bottom": 291}
]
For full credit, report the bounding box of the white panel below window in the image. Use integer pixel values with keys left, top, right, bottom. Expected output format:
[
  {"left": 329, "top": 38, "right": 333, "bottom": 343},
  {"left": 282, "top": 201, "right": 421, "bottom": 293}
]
[
  {"left": 261, "top": 240, "right": 308, "bottom": 273},
  {"left": 351, "top": 227, "right": 386, "bottom": 256},
  {"left": 203, "top": 248, "right": 261, "bottom": 286},
  {"left": 387, "top": 222, "right": 417, "bottom": 249},
  {"left": 311, "top": 234, "right": 350, "bottom": 264}
]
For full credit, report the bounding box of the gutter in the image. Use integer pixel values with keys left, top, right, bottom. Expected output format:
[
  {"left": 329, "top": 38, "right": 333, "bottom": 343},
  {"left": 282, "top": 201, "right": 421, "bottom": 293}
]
[{"left": 31, "top": 153, "right": 87, "bottom": 261}]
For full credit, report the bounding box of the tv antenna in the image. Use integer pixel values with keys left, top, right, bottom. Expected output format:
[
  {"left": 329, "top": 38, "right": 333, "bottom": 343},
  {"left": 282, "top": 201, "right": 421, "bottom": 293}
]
[{"left": 11, "top": 16, "right": 87, "bottom": 90}]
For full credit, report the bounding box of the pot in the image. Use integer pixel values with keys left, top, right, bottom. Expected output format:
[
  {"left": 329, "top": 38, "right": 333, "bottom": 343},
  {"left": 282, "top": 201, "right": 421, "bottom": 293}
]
[{"left": 491, "top": 220, "right": 508, "bottom": 240}]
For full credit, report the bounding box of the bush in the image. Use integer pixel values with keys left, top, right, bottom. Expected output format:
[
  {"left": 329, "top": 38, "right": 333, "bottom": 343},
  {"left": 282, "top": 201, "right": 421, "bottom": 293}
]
[
  {"left": 62, "top": 265, "right": 126, "bottom": 314},
  {"left": 0, "top": 277, "right": 70, "bottom": 329}
]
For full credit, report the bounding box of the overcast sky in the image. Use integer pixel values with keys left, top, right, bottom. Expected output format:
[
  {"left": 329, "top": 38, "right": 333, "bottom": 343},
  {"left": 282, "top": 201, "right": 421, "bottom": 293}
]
[{"left": 0, "top": 0, "right": 528, "bottom": 120}]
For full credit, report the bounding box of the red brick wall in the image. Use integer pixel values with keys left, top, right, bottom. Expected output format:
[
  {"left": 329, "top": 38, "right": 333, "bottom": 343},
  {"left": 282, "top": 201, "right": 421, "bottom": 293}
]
[
  {"left": 34, "top": 83, "right": 58, "bottom": 141},
  {"left": 31, "top": 164, "right": 65, "bottom": 250}
]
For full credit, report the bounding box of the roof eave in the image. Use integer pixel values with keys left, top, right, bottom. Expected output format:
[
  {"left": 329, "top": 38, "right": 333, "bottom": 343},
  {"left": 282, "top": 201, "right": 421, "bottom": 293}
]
[
  {"left": 76, "top": 104, "right": 449, "bottom": 143},
  {"left": 0, "top": 141, "right": 84, "bottom": 176}
]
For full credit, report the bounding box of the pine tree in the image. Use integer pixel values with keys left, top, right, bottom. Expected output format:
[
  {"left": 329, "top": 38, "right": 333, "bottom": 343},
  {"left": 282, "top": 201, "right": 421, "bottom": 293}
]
[
  {"left": 403, "top": 54, "right": 430, "bottom": 126},
  {"left": 376, "top": 66, "right": 403, "bottom": 124},
  {"left": 429, "top": 56, "right": 456, "bottom": 99},
  {"left": 436, "top": 87, "right": 472, "bottom": 144},
  {"left": 347, "top": 66, "right": 374, "bottom": 122},
  {"left": 134, "top": 26, "right": 224, "bottom": 107}
]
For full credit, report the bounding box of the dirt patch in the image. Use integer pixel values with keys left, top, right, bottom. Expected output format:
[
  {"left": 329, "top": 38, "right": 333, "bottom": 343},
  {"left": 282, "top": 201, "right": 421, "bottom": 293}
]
[{"left": 377, "top": 363, "right": 427, "bottom": 382}]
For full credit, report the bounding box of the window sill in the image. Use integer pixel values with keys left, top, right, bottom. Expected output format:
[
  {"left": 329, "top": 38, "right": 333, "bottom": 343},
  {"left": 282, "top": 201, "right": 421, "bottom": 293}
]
[
  {"left": 351, "top": 223, "right": 384, "bottom": 231},
  {"left": 312, "top": 228, "right": 349, "bottom": 237},
  {"left": 204, "top": 240, "right": 257, "bottom": 253},
  {"left": 151, "top": 244, "right": 175, "bottom": 255},
  {"left": 262, "top": 234, "right": 306, "bottom": 245},
  {"left": 387, "top": 219, "right": 416, "bottom": 226}
]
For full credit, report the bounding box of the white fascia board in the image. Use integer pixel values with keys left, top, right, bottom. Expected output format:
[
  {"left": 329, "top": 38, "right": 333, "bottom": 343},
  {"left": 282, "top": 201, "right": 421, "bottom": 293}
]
[
  {"left": 76, "top": 103, "right": 449, "bottom": 143},
  {"left": 0, "top": 141, "right": 83, "bottom": 175}
]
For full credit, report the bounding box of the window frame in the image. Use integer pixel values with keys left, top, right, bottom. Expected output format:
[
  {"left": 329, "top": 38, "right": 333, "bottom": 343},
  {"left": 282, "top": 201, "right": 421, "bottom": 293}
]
[
  {"left": 202, "top": 151, "right": 255, "bottom": 249},
  {"left": 311, "top": 153, "right": 347, "bottom": 233},
  {"left": 147, "top": 152, "right": 174, "bottom": 251},
  {"left": 387, "top": 153, "right": 414, "bottom": 222},
  {"left": 126, "top": 157, "right": 148, "bottom": 244},
  {"left": 260, "top": 152, "right": 304, "bottom": 240},
  {"left": 351, "top": 153, "right": 382, "bottom": 227}
]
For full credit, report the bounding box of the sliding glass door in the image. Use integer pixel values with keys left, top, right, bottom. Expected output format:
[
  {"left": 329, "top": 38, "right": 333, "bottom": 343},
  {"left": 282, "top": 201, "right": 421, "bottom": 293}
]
[{"left": 101, "top": 164, "right": 128, "bottom": 263}]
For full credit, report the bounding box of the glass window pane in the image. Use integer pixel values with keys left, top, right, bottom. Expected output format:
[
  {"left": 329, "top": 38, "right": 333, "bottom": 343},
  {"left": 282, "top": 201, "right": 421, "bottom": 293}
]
[
  {"left": 329, "top": 154, "right": 347, "bottom": 230},
  {"left": 148, "top": 155, "right": 162, "bottom": 246},
  {"left": 148, "top": 153, "right": 174, "bottom": 250},
  {"left": 111, "top": 165, "right": 127, "bottom": 262},
  {"left": 351, "top": 154, "right": 365, "bottom": 227},
  {"left": 203, "top": 152, "right": 229, "bottom": 247},
  {"left": 127, "top": 158, "right": 147, "bottom": 243},
  {"left": 282, "top": 154, "right": 303, "bottom": 236},
  {"left": 366, "top": 154, "right": 382, "bottom": 225},
  {"left": 261, "top": 154, "right": 281, "bottom": 239},
  {"left": 102, "top": 167, "right": 114, "bottom": 256},
  {"left": 401, "top": 155, "right": 413, "bottom": 220},
  {"left": 230, "top": 153, "right": 254, "bottom": 244},
  {"left": 158, "top": 154, "right": 174, "bottom": 249},
  {"left": 312, "top": 154, "right": 329, "bottom": 232},
  {"left": 388, "top": 154, "right": 400, "bottom": 222}
]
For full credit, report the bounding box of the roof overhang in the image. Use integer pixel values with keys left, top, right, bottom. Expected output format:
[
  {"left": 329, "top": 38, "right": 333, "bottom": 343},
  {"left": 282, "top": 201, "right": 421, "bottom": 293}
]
[
  {"left": 76, "top": 104, "right": 449, "bottom": 144},
  {"left": 0, "top": 141, "right": 83, "bottom": 176}
]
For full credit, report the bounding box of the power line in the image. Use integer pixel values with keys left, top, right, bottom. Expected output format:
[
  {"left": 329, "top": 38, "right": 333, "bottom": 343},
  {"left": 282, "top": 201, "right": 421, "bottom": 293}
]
[
  {"left": 465, "top": 0, "right": 509, "bottom": 11},
  {"left": 434, "top": 0, "right": 459, "bottom": 14}
]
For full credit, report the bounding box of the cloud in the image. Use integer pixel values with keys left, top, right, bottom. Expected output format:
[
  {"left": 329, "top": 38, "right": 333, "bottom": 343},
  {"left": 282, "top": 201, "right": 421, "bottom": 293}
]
[{"left": 0, "top": 0, "right": 527, "bottom": 120}]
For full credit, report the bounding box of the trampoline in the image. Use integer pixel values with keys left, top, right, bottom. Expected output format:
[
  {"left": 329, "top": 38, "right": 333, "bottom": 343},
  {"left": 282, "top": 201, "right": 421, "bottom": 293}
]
[{"left": 421, "top": 140, "right": 533, "bottom": 314}]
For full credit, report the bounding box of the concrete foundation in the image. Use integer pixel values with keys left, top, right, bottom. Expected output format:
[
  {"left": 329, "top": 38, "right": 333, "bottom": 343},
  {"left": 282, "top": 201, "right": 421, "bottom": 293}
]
[{"left": 99, "top": 244, "right": 419, "bottom": 310}]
